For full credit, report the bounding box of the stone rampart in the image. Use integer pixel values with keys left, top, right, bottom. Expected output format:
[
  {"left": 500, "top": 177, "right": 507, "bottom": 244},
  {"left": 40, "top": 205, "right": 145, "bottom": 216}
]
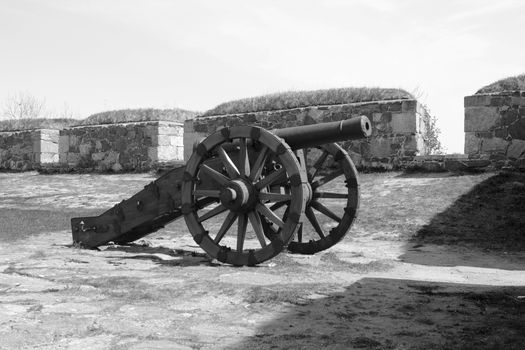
[
  {"left": 184, "top": 99, "right": 431, "bottom": 169},
  {"left": 464, "top": 91, "right": 525, "bottom": 166},
  {"left": 58, "top": 121, "right": 183, "bottom": 172},
  {"left": 0, "top": 129, "right": 59, "bottom": 171}
]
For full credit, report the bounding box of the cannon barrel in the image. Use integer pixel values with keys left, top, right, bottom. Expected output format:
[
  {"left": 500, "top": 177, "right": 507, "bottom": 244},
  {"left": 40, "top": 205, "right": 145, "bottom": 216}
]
[{"left": 273, "top": 115, "right": 371, "bottom": 149}]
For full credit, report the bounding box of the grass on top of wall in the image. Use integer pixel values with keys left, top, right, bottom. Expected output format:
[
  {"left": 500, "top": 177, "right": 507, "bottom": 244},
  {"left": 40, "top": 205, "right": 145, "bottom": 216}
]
[
  {"left": 476, "top": 73, "right": 525, "bottom": 94},
  {"left": 77, "top": 108, "right": 197, "bottom": 126},
  {"left": 0, "top": 118, "right": 76, "bottom": 132},
  {"left": 202, "top": 87, "right": 413, "bottom": 117}
]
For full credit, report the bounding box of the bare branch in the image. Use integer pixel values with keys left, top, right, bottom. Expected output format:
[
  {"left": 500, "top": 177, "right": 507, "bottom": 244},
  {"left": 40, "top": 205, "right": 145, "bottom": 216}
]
[{"left": 2, "top": 92, "right": 45, "bottom": 121}]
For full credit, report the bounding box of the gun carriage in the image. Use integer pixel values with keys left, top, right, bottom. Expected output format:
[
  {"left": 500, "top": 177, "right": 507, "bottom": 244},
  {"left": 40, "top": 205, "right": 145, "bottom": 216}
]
[{"left": 72, "top": 116, "right": 371, "bottom": 266}]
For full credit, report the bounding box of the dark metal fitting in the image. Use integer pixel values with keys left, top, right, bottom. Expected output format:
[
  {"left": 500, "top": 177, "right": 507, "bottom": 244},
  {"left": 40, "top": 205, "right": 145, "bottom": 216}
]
[
  {"left": 220, "top": 127, "right": 230, "bottom": 139},
  {"left": 250, "top": 127, "right": 261, "bottom": 140}
]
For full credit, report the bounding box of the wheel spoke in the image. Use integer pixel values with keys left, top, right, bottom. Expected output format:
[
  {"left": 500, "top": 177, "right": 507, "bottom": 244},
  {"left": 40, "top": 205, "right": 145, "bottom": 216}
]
[
  {"left": 200, "top": 164, "right": 231, "bottom": 186},
  {"left": 214, "top": 211, "right": 237, "bottom": 244},
  {"left": 269, "top": 201, "right": 287, "bottom": 211},
  {"left": 305, "top": 207, "right": 325, "bottom": 239},
  {"left": 310, "top": 200, "right": 342, "bottom": 222},
  {"left": 237, "top": 213, "right": 248, "bottom": 252},
  {"left": 198, "top": 204, "right": 227, "bottom": 223},
  {"left": 314, "top": 191, "right": 348, "bottom": 199},
  {"left": 312, "top": 168, "right": 343, "bottom": 189},
  {"left": 249, "top": 146, "right": 269, "bottom": 181},
  {"left": 258, "top": 192, "right": 291, "bottom": 202},
  {"left": 217, "top": 146, "right": 240, "bottom": 179},
  {"left": 194, "top": 189, "right": 221, "bottom": 198},
  {"left": 256, "top": 203, "right": 284, "bottom": 228},
  {"left": 238, "top": 138, "right": 250, "bottom": 177},
  {"left": 255, "top": 167, "right": 286, "bottom": 190},
  {"left": 308, "top": 150, "right": 329, "bottom": 180},
  {"left": 248, "top": 211, "right": 267, "bottom": 248}
]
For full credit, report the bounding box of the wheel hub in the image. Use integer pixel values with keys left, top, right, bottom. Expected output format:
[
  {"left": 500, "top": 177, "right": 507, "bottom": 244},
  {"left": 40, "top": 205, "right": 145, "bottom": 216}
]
[{"left": 220, "top": 179, "right": 257, "bottom": 212}]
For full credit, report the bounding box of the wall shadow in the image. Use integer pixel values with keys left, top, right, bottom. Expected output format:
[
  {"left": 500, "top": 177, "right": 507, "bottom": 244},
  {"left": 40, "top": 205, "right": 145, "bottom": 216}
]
[
  {"left": 399, "top": 172, "right": 525, "bottom": 269},
  {"left": 230, "top": 277, "right": 525, "bottom": 350}
]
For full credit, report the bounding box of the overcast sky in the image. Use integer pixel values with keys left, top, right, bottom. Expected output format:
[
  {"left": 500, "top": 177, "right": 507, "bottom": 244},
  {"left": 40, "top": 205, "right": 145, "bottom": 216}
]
[{"left": 1, "top": 0, "right": 524, "bottom": 152}]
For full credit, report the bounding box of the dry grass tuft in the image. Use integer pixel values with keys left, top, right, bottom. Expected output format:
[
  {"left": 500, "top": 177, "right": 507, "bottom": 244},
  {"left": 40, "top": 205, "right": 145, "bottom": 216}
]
[
  {"left": 476, "top": 73, "right": 525, "bottom": 94},
  {"left": 203, "top": 87, "right": 413, "bottom": 116},
  {"left": 77, "top": 108, "right": 197, "bottom": 126},
  {"left": 0, "top": 118, "right": 76, "bottom": 132}
]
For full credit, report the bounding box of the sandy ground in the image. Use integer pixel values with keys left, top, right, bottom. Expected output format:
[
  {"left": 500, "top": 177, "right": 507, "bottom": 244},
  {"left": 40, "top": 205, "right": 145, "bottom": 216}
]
[{"left": 0, "top": 171, "right": 524, "bottom": 349}]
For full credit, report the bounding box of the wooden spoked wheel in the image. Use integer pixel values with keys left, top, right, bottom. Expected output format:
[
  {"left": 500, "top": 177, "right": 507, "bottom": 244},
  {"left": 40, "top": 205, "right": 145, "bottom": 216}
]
[
  {"left": 181, "top": 126, "right": 307, "bottom": 266},
  {"left": 287, "top": 143, "right": 360, "bottom": 254}
]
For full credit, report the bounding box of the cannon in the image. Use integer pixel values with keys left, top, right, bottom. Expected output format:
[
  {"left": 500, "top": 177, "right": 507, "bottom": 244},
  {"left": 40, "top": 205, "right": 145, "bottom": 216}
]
[{"left": 72, "top": 116, "right": 372, "bottom": 266}]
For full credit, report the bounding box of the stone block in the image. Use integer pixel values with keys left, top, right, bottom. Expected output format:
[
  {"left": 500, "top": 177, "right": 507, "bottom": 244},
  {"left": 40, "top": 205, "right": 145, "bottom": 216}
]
[
  {"left": 148, "top": 147, "right": 158, "bottom": 162},
  {"left": 38, "top": 152, "right": 59, "bottom": 164},
  {"left": 506, "top": 139, "right": 525, "bottom": 159},
  {"left": 144, "top": 125, "right": 158, "bottom": 139},
  {"left": 158, "top": 122, "right": 183, "bottom": 135},
  {"left": 464, "top": 106, "right": 500, "bottom": 132},
  {"left": 79, "top": 142, "right": 93, "bottom": 156},
  {"left": 509, "top": 118, "right": 525, "bottom": 140},
  {"left": 510, "top": 96, "right": 525, "bottom": 106},
  {"left": 67, "top": 153, "right": 80, "bottom": 165},
  {"left": 391, "top": 112, "right": 416, "bottom": 133},
  {"left": 92, "top": 152, "right": 106, "bottom": 162},
  {"left": 172, "top": 135, "right": 183, "bottom": 147},
  {"left": 417, "top": 161, "right": 444, "bottom": 172},
  {"left": 111, "top": 162, "right": 123, "bottom": 172},
  {"left": 102, "top": 151, "right": 119, "bottom": 166},
  {"left": 372, "top": 113, "right": 382, "bottom": 123},
  {"left": 32, "top": 132, "right": 42, "bottom": 153},
  {"left": 464, "top": 95, "right": 491, "bottom": 107},
  {"left": 444, "top": 154, "right": 469, "bottom": 159},
  {"left": 156, "top": 134, "right": 169, "bottom": 147},
  {"left": 59, "top": 151, "right": 67, "bottom": 164},
  {"left": 183, "top": 129, "right": 206, "bottom": 162},
  {"left": 402, "top": 100, "right": 418, "bottom": 112},
  {"left": 156, "top": 146, "right": 177, "bottom": 162},
  {"left": 481, "top": 136, "right": 509, "bottom": 154},
  {"left": 490, "top": 95, "right": 512, "bottom": 107},
  {"left": 40, "top": 129, "right": 59, "bottom": 143},
  {"left": 373, "top": 113, "right": 393, "bottom": 135},
  {"left": 380, "top": 101, "right": 402, "bottom": 113},
  {"left": 69, "top": 134, "right": 78, "bottom": 147},
  {"left": 59, "top": 134, "right": 69, "bottom": 154},
  {"left": 40, "top": 139, "right": 58, "bottom": 153}
]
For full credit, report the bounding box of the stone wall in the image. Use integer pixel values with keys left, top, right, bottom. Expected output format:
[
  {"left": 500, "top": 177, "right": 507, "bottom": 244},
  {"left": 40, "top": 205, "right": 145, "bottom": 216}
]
[
  {"left": 184, "top": 99, "right": 431, "bottom": 168},
  {"left": 0, "top": 129, "right": 59, "bottom": 171},
  {"left": 59, "top": 121, "right": 184, "bottom": 172},
  {"left": 464, "top": 91, "right": 525, "bottom": 166}
]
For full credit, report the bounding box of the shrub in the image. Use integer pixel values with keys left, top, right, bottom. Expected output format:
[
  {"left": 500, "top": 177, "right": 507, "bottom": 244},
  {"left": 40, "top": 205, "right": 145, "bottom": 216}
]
[{"left": 421, "top": 104, "right": 443, "bottom": 155}]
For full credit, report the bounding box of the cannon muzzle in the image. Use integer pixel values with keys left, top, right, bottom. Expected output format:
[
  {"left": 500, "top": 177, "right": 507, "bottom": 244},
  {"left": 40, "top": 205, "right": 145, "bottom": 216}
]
[{"left": 273, "top": 115, "right": 371, "bottom": 149}]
